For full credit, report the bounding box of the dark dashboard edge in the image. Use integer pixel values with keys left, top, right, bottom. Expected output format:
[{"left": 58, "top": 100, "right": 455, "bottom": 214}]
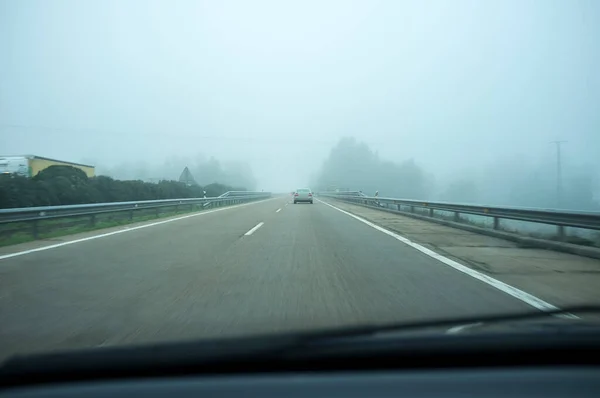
[{"left": 1, "top": 330, "right": 600, "bottom": 389}]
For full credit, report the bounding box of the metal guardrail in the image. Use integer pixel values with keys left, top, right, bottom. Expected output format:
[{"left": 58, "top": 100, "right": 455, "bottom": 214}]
[
  {"left": 218, "top": 191, "right": 267, "bottom": 198},
  {"left": 0, "top": 191, "right": 271, "bottom": 239},
  {"left": 318, "top": 192, "right": 600, "bottom": 239},
  {"left": 326, "top": 191, "right": 367, "bottom": 197}
]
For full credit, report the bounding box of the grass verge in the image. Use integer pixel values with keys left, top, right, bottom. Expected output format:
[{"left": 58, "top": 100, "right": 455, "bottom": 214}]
[{"left": 0, "top": 203, "right": 222, "bottom": 248}]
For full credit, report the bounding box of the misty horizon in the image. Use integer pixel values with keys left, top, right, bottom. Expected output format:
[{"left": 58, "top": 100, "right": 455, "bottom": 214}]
[{"left": 1, "top": 0, "right": 599, "bottom": 205}]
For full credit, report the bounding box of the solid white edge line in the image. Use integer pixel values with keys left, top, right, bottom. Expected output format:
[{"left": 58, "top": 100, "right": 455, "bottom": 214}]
[
  {"left": 316, "top": 198, "right": 569, "bottom": 314},
  {"left": 244, "top": 222, "right": 264, "bottom": 236},
  {"left": 0, "top": 198, "right": 277, "bottom": 261},
  {"left": 276, "top": 208, "right": 281, "bottom": 213}
]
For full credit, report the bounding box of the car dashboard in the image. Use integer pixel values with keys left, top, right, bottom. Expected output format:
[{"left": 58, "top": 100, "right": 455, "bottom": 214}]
[
  {"left": 2, "top": 321, "right": 600, "bottom": 398},
  {"left": 1, "top": 368, "right": 599, "bottom": 398}
]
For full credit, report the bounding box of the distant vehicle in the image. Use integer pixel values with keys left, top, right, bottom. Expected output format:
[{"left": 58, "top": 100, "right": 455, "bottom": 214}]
[{"left": 294, "top": 188, "right": 313, "bottom": 204}]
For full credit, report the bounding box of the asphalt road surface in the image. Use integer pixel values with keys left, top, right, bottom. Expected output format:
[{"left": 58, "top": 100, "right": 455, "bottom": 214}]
[{"left": 0, "top": 196, "right": 573, "bottom": 360}]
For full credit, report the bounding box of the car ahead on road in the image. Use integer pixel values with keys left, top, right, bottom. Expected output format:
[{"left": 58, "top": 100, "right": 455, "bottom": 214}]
[{"left": 294, "top": 188, "right": 313, "bottom": 204}]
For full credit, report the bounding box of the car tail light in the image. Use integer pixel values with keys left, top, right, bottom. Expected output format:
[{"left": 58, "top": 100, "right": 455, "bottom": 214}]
[
  {"left": 308, "top": 193, "right": 313, "bottom": 196},
  {"left": 294, "top": 193, "right": 299, "bottom": 196}
]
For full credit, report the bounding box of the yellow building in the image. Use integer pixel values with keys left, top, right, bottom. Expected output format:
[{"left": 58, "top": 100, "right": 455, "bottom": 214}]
[{"left": 0, "top": 155, "right": 95, "bottom": 178}]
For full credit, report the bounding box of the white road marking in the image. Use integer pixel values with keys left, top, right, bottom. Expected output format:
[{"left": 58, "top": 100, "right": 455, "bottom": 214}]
[
  {"left": 446, "top": 322, "right": 482, "bottom": 334},
  {"left": 244, "top": 222, "right": 264, "bottom": 236},
  {"left": 317, "top": 199, "right": 567, "bottom": 314},
  {"left": 0, "top": 198, "right": 276, "bottom": 261},
  {"left": 276, "top": 208, "right": 281, "bottom": 213}
]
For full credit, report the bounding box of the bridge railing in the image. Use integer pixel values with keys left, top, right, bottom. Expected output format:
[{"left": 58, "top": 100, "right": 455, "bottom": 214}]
[{"left": 317, "top": 192, "right": 600, "bottom": 240}]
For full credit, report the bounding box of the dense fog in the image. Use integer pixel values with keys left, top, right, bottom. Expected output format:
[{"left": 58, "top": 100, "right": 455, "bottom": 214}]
[
  {"left": 2, "top": 1, "right": 598, "bottom": 209},
  {"left": 312, "top": 137, "right": 599, "bottom": 210}
]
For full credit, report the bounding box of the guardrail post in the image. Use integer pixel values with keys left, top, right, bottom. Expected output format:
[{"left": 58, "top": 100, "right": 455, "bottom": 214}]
[
  {"left": 410, "top": 205, "right": 415, "bottom": 213},
  {"left": 429, "top": 208, "right": 433, "bottom": 217},
  {"left": 32, "top": 220, "right": 39, "bottom": 239},
  {"left": 493, "top": 217, "right": 500, "bottom": 230},
  {"left": 454, "top": 212, "right": 460, "bottom": 222},
  {"left": 557, "top": 225, "right": 566, "bottom": 241},
  {"left": 155, "top": 208, "right": 160, "bottom": 218},
  {"left": 90, "top": 214, "right": 96, "bottom": 226},
  {"left": 397, "top": 204, "right": 401, "bottom": 211},
  {"left": 175, "top": 204, "right": 179, "bottom": 213},
  {"left": 128, "top": 210, "right": 133, "bottom": 221}
]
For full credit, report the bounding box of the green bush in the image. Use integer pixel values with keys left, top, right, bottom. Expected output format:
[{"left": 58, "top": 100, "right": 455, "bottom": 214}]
[{"left": 0, "top": 166, "right": 245, "bottom": 209}]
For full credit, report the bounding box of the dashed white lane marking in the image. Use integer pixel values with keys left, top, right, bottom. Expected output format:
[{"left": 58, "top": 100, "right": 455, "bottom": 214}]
[
  {"left": 0, "top": 198, "right": 277, "bottom": 261},
  {"left": 276, "top": 208, "right": 281, "bottom": 213},
  {"left": 244, "top": 222, "right": 265, "bottom": 236},
  {"left": 317, "top": 199, "right": 569, "bottom": 315}
]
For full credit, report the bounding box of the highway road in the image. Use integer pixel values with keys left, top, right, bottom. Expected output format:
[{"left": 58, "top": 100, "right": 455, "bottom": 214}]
[{"left": 1, "top": 195, "right": 598, "bottom": 360}]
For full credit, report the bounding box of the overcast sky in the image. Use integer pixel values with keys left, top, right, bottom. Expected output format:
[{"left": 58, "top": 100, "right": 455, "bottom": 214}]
[{"left": 1, "top": 0, "right": 598, "bottom": 191}]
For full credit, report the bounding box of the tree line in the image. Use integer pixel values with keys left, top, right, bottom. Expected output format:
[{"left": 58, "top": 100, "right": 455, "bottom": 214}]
[
  {"left": 98, "top": 155, "right": 257, "bottom": 190},
  {"left": 312, "top": 137, "right": 433, "bottom": 199},
  {"left": 312, "top": 137, "right": 599, "bottom": 211},
  {"left": 0, "top": 166, "right": 245, "bottom": 209}
]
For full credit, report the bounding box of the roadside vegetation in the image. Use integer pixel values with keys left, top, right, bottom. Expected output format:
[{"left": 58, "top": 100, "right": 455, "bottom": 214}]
[
  {"left": 0, "top": 166, "right": 244, "bottom": 209},
  {"left": 0, "top": 165, "right": 248, "bottom": 247}
]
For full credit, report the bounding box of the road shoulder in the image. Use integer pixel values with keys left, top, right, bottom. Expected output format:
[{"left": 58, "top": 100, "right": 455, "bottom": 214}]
[{"left": 318, "top": 198, "right": 600, "bottom": 308}]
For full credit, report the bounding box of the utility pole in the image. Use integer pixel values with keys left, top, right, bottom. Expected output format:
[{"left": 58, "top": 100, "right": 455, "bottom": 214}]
[{"left": 551, "top": 141, "right": 567, "bottom": 208}]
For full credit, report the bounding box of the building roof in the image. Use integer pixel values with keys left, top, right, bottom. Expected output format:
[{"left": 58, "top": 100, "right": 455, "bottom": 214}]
[{"left": 0, "top": 155, "right": 95, "bottom": 168}]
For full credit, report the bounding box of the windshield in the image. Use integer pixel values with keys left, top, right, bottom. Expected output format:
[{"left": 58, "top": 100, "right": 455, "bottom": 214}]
[{"left": 1, "top": 0, "right": 599, "bottom": 362}]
